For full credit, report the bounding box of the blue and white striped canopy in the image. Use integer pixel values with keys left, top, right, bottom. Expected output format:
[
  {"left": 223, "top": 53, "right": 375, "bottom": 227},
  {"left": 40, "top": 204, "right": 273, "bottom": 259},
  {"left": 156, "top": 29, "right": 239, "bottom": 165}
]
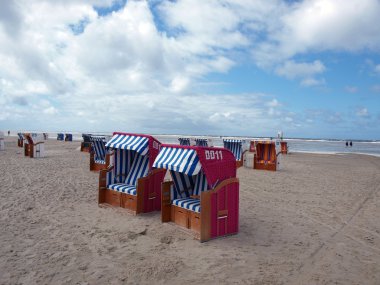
[
  {"left": 223, "top": 139, "right": 243, "bottom": 161},
  {"left": 195, "top": 138, "right": 208, "bottom": 147},
  {"left": 153, "top": 147, "right": 201, "bottom": 176},
  {"left": 178, "top": 137, "right": 191, "bottom": 146},
  {"left": 105, "top": 134, "right": 149, "bottom": 155}
]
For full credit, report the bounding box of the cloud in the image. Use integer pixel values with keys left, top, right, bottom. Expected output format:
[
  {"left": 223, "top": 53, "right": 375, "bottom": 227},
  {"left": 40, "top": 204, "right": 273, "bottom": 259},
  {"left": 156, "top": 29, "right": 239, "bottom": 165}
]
[
  {"left": 275, "top": 60, "right": 326, "bottom": 85},
  {"left": 345, "top": 86, "right": 359, "bottom": 93},
  {"left": 356, "top": 108, "right": 370, "bottom": 118},
  {"left": 0, "top": 0, "right": 380, "bottom": 136},
  {"left": 253, "top": 0, "right": 380, "bottom": 66},
  {"left": 371, "top": 85, "right": 380, "bottom": 93},
  {"left": 375, "top": 64, "right": 380, "bottom": 74}
]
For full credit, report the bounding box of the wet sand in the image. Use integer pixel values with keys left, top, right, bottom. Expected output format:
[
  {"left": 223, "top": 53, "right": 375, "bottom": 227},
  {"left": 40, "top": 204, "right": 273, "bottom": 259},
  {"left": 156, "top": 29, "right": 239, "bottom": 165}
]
[{"left": 0, "top": 137, "right": 379, "bottom": 284}]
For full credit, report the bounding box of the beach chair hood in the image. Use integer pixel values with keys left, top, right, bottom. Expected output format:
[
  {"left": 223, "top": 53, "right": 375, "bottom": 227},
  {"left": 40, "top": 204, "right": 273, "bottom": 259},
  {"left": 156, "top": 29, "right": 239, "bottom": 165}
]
[
  {"left": 105, "top": 132, "right": 161, "bottom": 168},
  {"left": 153, "top": 145, "right": 236, "bottom": 189}
]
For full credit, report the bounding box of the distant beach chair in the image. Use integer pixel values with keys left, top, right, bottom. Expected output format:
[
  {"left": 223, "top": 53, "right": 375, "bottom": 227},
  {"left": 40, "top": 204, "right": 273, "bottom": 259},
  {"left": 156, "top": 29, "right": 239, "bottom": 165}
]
[
  {"left": 57, "top": 133, "right": 64, "bottom": 141},
  {"left": 254, "top": 140, "right": 281, "bottom": 171},
  {"left": 17, "top": 133, "right": 24, "bottom": 147},
  {"left": 195, "top": 138, "right": 208, "bottom": 147},
  {"left": 90, "top": 136, "right": 110, "bottom": 171},
  {"left": 98, "top": 132, "right": 166, "bottom": 214},
  {"left": 81, "top": 133, "right": 92, "bottom": 152},
  {"left": 0, "top": 131, "right": 4, "bottom": 151},
  {"left": 65, "top": 134, "right": 72, "bottom": 141},
  {"left": 178, "top": 137, "right": 191, "bottom": 146},
  {"left": 153, "top": 145, "right": 239, "bottom": 242},
  {"left": 24, "top": 133, "right": 45, "bottom": 158},
  {"left": 223, "top": 139, "right": 244, "bottom": 168},
  {"left": 280, "top": 141, "right": 288, "bottom": 154}
]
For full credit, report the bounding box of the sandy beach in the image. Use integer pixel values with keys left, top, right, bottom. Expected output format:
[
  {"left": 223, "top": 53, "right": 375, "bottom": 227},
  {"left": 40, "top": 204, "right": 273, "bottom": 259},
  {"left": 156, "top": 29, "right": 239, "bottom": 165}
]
[{"left": 0, "top": 137, "right": 379, "bottom": 285}]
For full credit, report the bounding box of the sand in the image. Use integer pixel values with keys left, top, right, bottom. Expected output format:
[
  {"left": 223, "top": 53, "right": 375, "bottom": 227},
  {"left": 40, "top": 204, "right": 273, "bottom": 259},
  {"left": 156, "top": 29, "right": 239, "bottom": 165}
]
[{"left": 0, "top": 137, "right": 379, "bottom": 285}]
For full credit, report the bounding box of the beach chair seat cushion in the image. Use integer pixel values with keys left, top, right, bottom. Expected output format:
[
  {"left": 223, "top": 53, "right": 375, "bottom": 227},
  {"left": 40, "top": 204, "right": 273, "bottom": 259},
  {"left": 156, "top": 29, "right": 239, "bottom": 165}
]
[
  {"left": 172, "top": 198, "right": 201, "bottom": 213},
  {"left": 108, "top": 183, "right": 137, "bottom": 195},
  {"left": 95, "top": 159, "right": 106, "bottom": 164}
]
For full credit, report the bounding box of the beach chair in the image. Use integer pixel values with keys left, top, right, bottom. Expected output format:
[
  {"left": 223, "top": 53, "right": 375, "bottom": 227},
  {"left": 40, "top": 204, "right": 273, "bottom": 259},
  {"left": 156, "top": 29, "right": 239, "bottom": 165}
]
[
  {"left": 254, "top": 140, "right": 281, "bottom": 171},
  {"left": 24, "top": 133, "right": 45, "bottom": 158},
  {"left": 90, "top": 136, "right": 110, "bottom": 171},
  {"left": 98, "top": 132, "right": 166, "bottom": 214},
  {"left": 65, "top": 134, "right": 72, "bottom": 141},
  {"left": 0, "top": 131, "right": 4, "bottom": 151},
  {"left": 223, "top": 139, "right": 244, "bottom": 168},
  {"left": 81, "top": 133, "right": 92, "bottom": 152},
  {"left": 178, "top": 137, "right": 191, "bottom": 146},
  {"left": 57, "top": 133, "right": 64, "bottom": 141},
  {"left": 17, "top": 133, "right": 24, "bottom": 147},
  {"left": 153, "top": 145, "right": 239, "bottom": 242},
  {"left": 195, "top": 138, "right": 208, "bottom": 147},
  {"left": 280, "top": 141, "right": 288, "bottom": 154}
]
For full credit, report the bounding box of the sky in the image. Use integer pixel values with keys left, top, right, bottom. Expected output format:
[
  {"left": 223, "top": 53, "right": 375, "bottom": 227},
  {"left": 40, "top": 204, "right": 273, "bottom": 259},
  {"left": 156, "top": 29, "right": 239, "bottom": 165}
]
[{"left": 0, "top": 0, "right": 380, "bottom": 140}]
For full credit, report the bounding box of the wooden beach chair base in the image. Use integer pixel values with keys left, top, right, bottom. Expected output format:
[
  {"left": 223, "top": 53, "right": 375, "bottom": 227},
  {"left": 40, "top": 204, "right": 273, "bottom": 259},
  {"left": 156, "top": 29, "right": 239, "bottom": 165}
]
[
  {"left": 99, "top": 168, "right": 166, "bottom": 215},
  {"left": 161, "top": 178, "right": 239, "bottom": 242}
]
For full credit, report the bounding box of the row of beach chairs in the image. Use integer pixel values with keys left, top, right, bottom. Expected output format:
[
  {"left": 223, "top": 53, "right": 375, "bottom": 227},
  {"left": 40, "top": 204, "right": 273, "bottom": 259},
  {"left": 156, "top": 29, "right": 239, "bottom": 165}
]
[{"left": 81, "top": 132, "right": 286, "bottom": 242}]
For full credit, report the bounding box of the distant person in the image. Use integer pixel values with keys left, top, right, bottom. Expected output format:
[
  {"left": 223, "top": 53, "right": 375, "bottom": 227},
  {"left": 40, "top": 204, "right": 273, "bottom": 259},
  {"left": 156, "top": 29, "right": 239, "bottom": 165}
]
[
  {"left": 7, "top": 130, "right": 10, "bottom": 136},
  {"left": 350, "top": 141, "right": 353, "bottom": 147},
  {"left": 346, "top": 141, "right": 348, "bottom": 147}
]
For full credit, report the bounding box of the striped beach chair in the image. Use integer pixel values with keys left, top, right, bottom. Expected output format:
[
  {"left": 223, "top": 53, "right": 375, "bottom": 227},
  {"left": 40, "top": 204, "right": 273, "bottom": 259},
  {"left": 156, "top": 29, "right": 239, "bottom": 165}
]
[
  {"left": 195, "top": 138, "right": 208, "bottom": 147},
  {"left": 57, "top": 133, "right": 64, "bottom": 141},
  {"left": 98, "top": 132, "right": 166, "bottom": 214},
  {"left": 17, "top": 133, "right": 24, "bottom": 147},
  {"left": 153, "top": 145, "right": 239, "bottom": 242},
  {"left": 223, "top": 139, "right": 244, "bottom": 168},
  {"left": 89, "top": 136, "right": 110, "bottom": 171},
  {"left": 65, "top": 134, "right": 72, "bottom": 141},
  {"left": 81, "top": 133, "right": 92, "bottom": 152},
  {"left": 253, "top": 140, "right": 281, "bottom": 171},
  {"left": 0, "top": 131, "right": 4, "bottom": 151},
  {"left": 178, "top": 137, "right": 191, "bottom": 146}
]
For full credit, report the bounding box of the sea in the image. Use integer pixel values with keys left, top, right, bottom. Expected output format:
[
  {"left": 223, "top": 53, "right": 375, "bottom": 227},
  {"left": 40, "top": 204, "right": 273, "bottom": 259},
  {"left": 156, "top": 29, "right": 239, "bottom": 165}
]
[{"left": 9, "top": 131, "right": 380, "bottom": 157}]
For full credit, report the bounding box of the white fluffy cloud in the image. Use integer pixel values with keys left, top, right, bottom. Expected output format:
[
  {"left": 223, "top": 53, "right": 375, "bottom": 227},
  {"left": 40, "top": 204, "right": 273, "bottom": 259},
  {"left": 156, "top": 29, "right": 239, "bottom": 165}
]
[{"left": 1, "top": 0, "right": 380, "bottom": 135}]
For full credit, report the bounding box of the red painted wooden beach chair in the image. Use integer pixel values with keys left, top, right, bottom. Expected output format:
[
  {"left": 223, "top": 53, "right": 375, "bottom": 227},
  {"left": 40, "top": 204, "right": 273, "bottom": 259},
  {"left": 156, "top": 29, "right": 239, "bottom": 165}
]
[
  {"left": 98, "top": 132, "right": 166, "bottom": 215},
  {"left": 24, "top": 133, "right": 45, "bottom": 158},
  {"left": 280, "top": 141, "right": 288, "bottom": 154},
  {"left": 253, "top": 140, "right": 281, "bottom": 171},
  {"left": 153, "top": 145, "right": 239, "bottom": 242}
]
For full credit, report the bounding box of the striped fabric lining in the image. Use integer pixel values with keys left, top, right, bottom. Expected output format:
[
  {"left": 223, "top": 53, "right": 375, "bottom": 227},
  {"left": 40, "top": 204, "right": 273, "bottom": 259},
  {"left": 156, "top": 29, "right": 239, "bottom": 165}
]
[
  {"left": 172, "top": 198, "right": 201, "bottom": 213},
  {"left": 91, "top": 136, "right": 107, "bottom": 162},
  {"left": 170, "top": 171, "right": 195, "bottom": 199},
  {"left": 195, "top": 138, "right": 208, "bottom": 147},
  {"left": 108, "top": 149, "right": 136, "bottom": 185},
  {"left": 223, "top": 139, "right": 243, "bottom": 161},
  {"left": 178, "top": 138, "right": 191, "bottom": 146},
  {"left": 193, "top": 170, "right": 208, "bottom": 196},
  {"left": 153, "top": 147, "right": 201, "bottom": 176},
  {"left": 125, "top": 153, "right": 149, "bottom": 186},
  {"left": 108, "top": 183, "right": 137, "bottom": 195},
  {"left": 106, "top": 134, "right": 149, "bottom": 155}
]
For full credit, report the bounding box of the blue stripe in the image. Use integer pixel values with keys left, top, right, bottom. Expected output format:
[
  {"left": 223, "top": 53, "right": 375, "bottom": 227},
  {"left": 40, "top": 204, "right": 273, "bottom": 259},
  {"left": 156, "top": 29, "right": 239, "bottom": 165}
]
[{"left": 153, "top": 147, "right": 201, "bottom": 176}]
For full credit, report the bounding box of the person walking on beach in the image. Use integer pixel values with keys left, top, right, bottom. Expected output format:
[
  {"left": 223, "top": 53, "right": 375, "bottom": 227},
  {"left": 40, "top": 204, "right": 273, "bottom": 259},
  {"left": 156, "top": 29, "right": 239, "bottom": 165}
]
[
  {"left": 346, "top": 141, "right": 348, "bottom": 147},
  {"left": 7, "top": 130, "right": 10, "bottom": 136},
  {"left": 350, "top": 141, "right": 353, "bottom": 147}
]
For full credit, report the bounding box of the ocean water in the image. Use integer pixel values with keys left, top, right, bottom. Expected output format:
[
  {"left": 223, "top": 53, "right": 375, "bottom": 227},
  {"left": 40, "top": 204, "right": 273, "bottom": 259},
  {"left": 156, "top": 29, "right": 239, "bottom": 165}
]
[{"left": 7, "top": 131, "right": 380, "bottom": 157}]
